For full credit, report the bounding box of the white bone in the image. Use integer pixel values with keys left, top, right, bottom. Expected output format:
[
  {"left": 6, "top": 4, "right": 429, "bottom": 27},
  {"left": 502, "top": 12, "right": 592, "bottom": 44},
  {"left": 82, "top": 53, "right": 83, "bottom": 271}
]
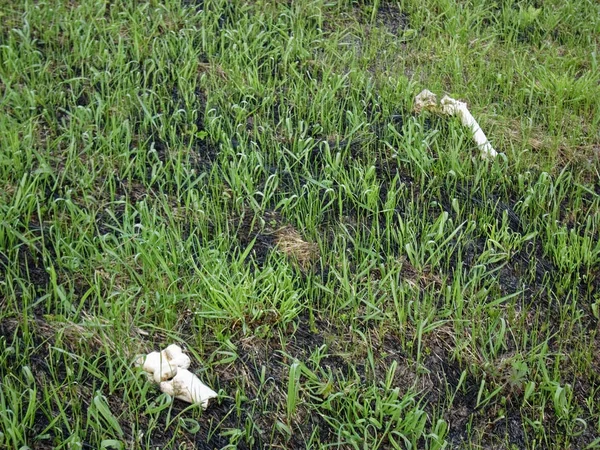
[
  {"left": 164, "top": 344, "right": 191, "bottom": 370},
  {"left": 135, "top": 345, "right": 218, "bottom": 409},
  {"left": 414, "top": 89, "right": 498, "bottom": 159},
  {"left": 439, "top": 95, "right": 498, "bottom": 159},
  {"left": 160, "top": 368, "right": 218, "bottom": 408},
  {"left": 138, "top": 351, "right": 179, "bottom": 384}
]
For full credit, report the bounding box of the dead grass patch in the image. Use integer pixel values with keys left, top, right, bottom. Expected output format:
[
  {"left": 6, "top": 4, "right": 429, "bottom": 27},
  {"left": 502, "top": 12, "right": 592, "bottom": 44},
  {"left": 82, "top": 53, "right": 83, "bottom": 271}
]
[
  {"left": 235, "top": 209, "right": 320, "bottom": 270},
  {"left": 197, "top": 62, "right": 228, "bottom": 80},
  {"left": 274, "top": 225, "right": 320, "bottom": 270}
]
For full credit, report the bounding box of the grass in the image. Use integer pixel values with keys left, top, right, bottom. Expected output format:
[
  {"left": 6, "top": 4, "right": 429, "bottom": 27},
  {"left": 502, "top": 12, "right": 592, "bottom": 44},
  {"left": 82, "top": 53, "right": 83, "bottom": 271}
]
[{"left": 0, "top": 0, "right": 599, "bottom": 448}]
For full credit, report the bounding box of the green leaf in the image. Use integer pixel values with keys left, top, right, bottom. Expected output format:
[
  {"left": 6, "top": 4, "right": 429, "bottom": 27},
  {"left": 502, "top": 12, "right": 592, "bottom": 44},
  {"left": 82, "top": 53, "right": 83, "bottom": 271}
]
[
  {"left": 100, "top": 440, "right": 124, "bottom": 450},
  {"left": 93, "top": 393, "right": 124, "bottom": 438}
]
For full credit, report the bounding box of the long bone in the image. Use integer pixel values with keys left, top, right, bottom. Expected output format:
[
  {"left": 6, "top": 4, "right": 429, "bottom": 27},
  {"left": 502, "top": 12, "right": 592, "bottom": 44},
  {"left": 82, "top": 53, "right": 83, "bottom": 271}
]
[{"left": 414, "top": 89, "right": 498, "bottom": 160}]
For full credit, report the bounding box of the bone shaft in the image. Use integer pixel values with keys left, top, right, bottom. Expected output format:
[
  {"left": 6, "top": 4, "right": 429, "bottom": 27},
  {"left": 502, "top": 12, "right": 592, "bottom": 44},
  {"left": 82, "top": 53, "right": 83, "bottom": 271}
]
[{"left": 456, "top": 106, "right": 498, "bottom": 157}]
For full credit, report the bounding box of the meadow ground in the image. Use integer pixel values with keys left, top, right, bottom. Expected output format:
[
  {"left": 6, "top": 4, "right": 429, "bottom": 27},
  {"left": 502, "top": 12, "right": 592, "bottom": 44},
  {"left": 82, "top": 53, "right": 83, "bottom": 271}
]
[{"left": 1, "top": 0, "right": 599, "bottom": 448}]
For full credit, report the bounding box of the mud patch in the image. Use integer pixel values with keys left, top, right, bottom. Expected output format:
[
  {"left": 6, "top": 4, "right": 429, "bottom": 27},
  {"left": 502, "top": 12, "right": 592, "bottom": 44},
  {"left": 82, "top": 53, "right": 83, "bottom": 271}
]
[
  {"left": 0, "top": 244, "right": 50, "bottom": 292},
  {"left": 234, "top": 209, "right": 320, "bottom": 271},
  {"left": 202, "top": 319, "right": 339, "bottom": 447},
  {"left": 375, "top": 2, "right": 409, "bottom": 36}
]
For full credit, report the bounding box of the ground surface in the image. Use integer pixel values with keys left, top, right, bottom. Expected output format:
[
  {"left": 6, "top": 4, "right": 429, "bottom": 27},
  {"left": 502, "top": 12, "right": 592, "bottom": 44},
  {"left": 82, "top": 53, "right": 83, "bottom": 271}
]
[{"left": 1, "top": 0, "right": 600, "bottom": 449}]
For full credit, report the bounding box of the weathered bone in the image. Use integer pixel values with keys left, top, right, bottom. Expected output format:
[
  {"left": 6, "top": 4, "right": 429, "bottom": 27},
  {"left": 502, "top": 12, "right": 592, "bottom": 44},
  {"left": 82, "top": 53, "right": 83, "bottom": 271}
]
[
  {"left": 164, "top": 344, "right": 191, "bottom": 370},
  {"left": 136, "top": 344, "right": 217, "bottom": 409},
  {"left": 414, "top": 89, "right": 498, "bottom": 159},
  {"left": 414, "top": 89, "right": 439, "bottom": 114},
  {"left": 138, "top": 350, "right": 178, "bottom": 384},
  {"left": 160, "top": 368, "right": 218, "bottom": 409}
]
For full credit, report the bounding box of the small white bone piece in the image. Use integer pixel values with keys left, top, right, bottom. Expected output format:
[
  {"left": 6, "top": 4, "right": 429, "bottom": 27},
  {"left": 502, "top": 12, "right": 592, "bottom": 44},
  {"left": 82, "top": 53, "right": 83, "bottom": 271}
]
[
  {"left": 414, "top": 89, "right": 498, "bottom": 159},
  {"left": 139, "top": 351, "right": 179, "bottom": 384},
  {"left": 164, "top": 344, "right": 191, "bottom": 370},
  {"left": 160, "top": 368, "right": 218, "bottom": 409}
]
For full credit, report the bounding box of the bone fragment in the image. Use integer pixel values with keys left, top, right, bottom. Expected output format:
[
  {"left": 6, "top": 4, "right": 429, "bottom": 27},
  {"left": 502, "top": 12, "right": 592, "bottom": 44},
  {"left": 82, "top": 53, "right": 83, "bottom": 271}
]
[
  {"left": 439, "top": 95, "right": 498, "bottom": 159},
  {"left": 413, "top": 89, "right": 439, "bottom": 114},
  {"left": 414, "top": 89, "right": 498, "bottom": 159},
  {"left": 164, "top": 344, "right": 191, "bottom": 370},
  {"left": 136, "top": 344, "right": 217, "bottom": 409},
  {"left": 138, "top": 351, "right": 179, "bottom": 384},
  {"left": 160, "top": 368, "right": 218, "bottom": 409}
]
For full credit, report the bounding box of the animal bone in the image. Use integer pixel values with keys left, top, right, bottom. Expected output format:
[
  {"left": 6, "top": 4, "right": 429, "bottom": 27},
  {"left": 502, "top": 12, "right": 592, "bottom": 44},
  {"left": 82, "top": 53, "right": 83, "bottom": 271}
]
[
  {"left": 413, "top": 89, "right": 439, "bottom": 114},
  {"left": 439, "top": 95, "right": 498, "bottom": 159},
  {"left": 138, "top": 350, "right": 179, "bottom": 384},
  {"left": 160, "top": 368, "right": 218, "bottom": 409},
  {"left": 136, "top": 344, "right": 217, "bottom": 409},
  {"left": 164, "top": 344, "right": 191, "bottom": 370},
  {"left": 414, "top": 89, "right": 498, "bottom": 159}
]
